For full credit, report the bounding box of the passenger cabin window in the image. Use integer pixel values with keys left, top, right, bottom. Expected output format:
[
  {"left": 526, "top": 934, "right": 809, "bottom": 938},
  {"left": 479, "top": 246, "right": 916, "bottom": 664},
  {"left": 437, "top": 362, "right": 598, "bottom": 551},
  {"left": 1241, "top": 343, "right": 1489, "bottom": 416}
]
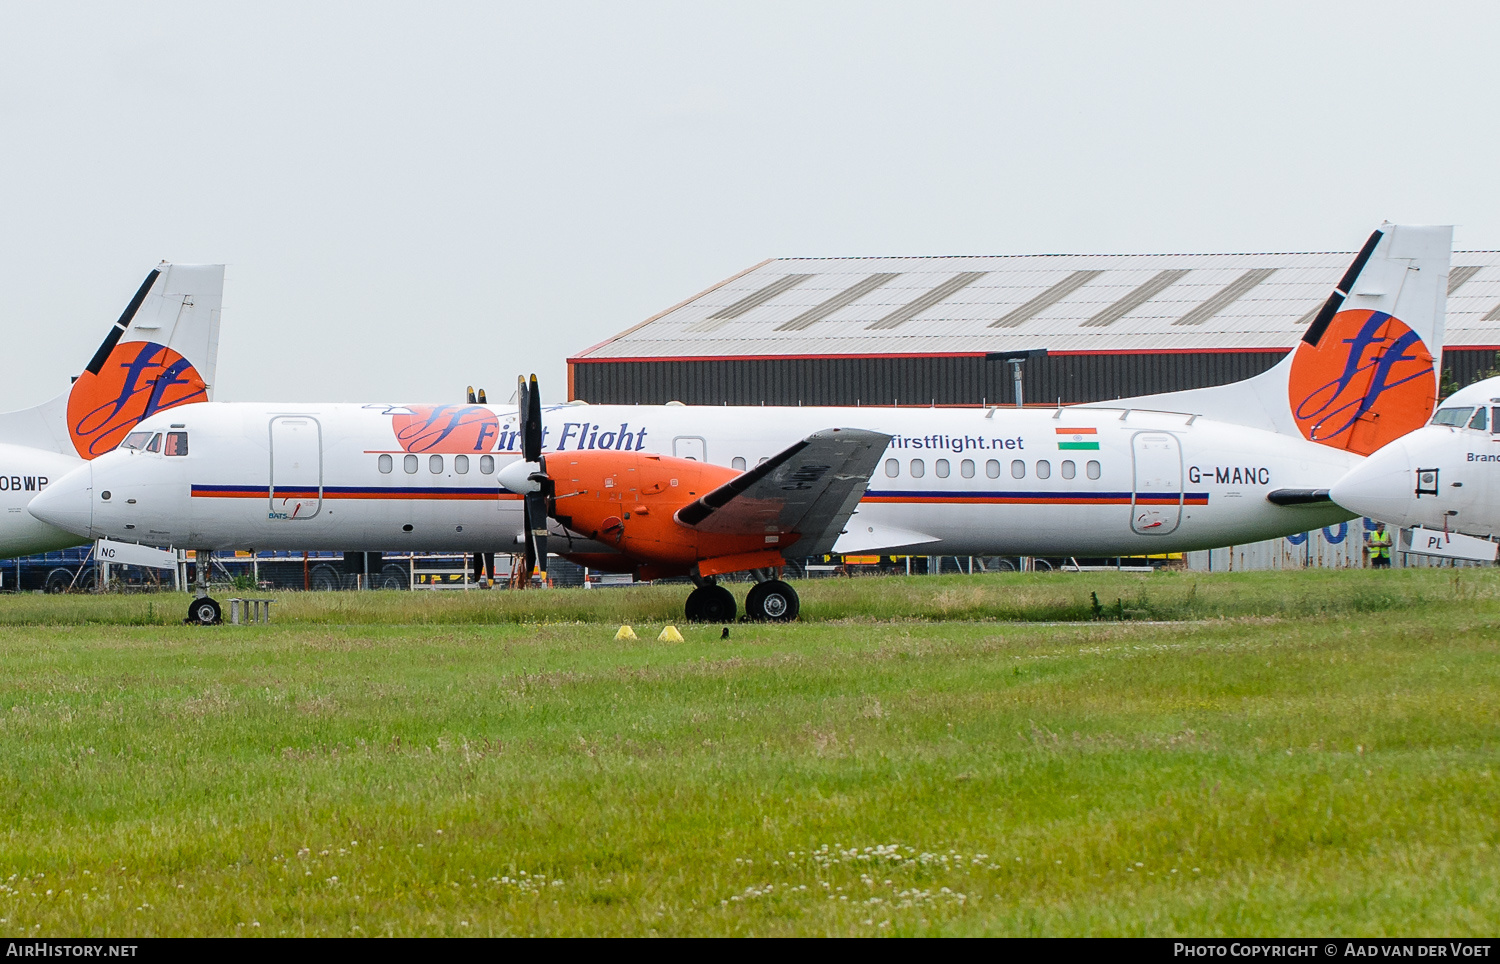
[
  {"left": 121, "top": 431, "right": 152, "bottom": 451},
  {"left": 454, "top": 455, "right": 469, "bottom": 474},
  {"left": 164, "top": 432, "right": 188, "bottom": 456},
  {"left": 378, "top": 454, "right": 393, "bottom": 474},
  {"left": 1061, "top": 459, "right": 1076, "bottom": 480},
  {"left": 884, "top": 458, "right": 899, "bottom": 478},
  {"left": 935, "top": 459, "right": 950, "bottom": 478},
  {"left": 1086, "top": 460, "right": 1101, "bottom": 480},
  {"left": 429, "top": 455, "right": 443, "bottom": 474},
  {"left": 404, "top": 454, "right": 418, "bottom": 474},
  {"left": 145, "top": 433, "right": 161, "bottom": 453},
  {"left": 1470, "top": 407, "right": 1489, "bottom": 431},
  {"left": 479, "top": 455, "right": 494, "bottom": 474},
  {"left": 1011, "top": 459, "right": 1025, "bottom": 479},
  {"left": 1494, "top": 408, "right": 1500, "bottom": 433},
  {"left": 986, "top": 459, "right": 1000, "bottom": 479},
  {"left": 733, "top": 457, "right": 747, "bottom": 471},
  {"left": 1035, "top": 459, "right": 1050, "bottom": 479},
  {"left": 910, "top": 459, "right": 925, "bottom": 479},
  {"left": 1432, "top": 407, "right": 1473, "bottom": 427},
  {"left": 960, "top": 459, "right": 975, "bottom": 478}
]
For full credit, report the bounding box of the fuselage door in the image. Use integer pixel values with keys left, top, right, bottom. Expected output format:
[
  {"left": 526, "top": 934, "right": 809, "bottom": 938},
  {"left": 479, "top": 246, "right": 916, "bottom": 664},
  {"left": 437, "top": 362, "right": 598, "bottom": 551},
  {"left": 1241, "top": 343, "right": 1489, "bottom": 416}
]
[
  {"left": 269, "top": 416, "right": 322, "bottom": 520},
  {"left": 1131, "top": 432, "right": 1182, "bottom": 535},
  {"left": 673, "top": 436, "right": 707, "bottom": 462}
]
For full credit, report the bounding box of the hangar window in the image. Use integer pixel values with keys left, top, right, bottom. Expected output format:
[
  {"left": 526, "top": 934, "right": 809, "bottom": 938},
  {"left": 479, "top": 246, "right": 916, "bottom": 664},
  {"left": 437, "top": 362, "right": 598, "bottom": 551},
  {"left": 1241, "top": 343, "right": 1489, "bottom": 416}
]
[
  {"left": 145, "top": 433, "right": 162, "bottom": 453},
  {"left": 910, "top": 459, "right": 925, "bottom": 478},
  {"left": 1035, "top": 459, "right": 1050, "bottom": 479},
  {"left": 884, "top": 458, "right": 899, "bottom": 478},
  {"left": 733, "top": 457, "right": 747, "bottom": 471},
  {"left": 121, "top": 431, "right": 152, "bottom": 451},
  {"left": 985, "top": 459, "right": 1000, "bottom": 479},
  {"left": 479, "top": 455, "right": 495, "bottom": 474},
  {"left": 454, "top": 455, "right": 469, "bottom": 474},
  {"left": 1061, "top": 459, "right": 1076, "bottom": 480},
  {"left": 378, "top": 454, "right": 393, "bottom": 474},
  {"left": 429, "top": 455, "right": 443, "bottom": 474},
  {"left": 1432, "top": 407, "right": 1473, "bottom": 427},
  {"left": 403, "top": 454, "right": 418, "bottom": 474},
  {"left": 935, "top": 459, "right": 950, "bottom": 479},
  {"left": 1086, "top": 460, "right": 1101, "bottom": 480},
  {"left": 164, "top": 432, "right": 188, "bottom": 456},
  {"left": 1470, "top": 407, "right": 1489, "bottom": 431},
  {"left": 960, "top": 459, "right": 975, "bottom": 479},
  {"left": 1011, "top": 459, "right": 1025, "bottom": 479}
]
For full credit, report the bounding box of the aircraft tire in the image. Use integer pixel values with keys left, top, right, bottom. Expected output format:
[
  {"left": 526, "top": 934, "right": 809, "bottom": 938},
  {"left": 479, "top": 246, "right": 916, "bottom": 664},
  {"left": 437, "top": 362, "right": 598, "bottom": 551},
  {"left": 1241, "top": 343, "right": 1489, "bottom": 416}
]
[
  {"left": 187, "top": 596, "right": 222, "bottom": 626},
  {"left": 745, "top": 580, "right": 799, "bottom": 622},
  {"left": 686, "top": 585, "right": 736, "bottom": 622}
]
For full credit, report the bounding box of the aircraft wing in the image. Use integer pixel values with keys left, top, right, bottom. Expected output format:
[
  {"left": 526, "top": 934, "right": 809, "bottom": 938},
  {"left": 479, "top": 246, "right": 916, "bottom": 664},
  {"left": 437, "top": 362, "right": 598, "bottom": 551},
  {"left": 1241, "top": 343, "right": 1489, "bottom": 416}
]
[{"left": 674, "top": 428, "right": 891, "bottom": 558}]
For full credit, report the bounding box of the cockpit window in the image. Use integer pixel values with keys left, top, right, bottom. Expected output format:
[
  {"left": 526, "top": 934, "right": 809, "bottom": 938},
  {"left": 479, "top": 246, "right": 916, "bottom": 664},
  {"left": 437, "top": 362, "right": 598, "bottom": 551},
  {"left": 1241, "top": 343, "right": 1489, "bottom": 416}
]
[
  {"left": 121, "top": 431, "right": 152, "bottom": 451},
  {"left": 1470, "top": 407, "right": 1489, "bottom": 431},
  {"left": 164, "top": 432, "right": 189, "bottom": 456},
  {"left": 1432, "top": 407, "right": 1473, "bottom": 427},
  {"left": 145, "top": 433, "right": 162, "bottom": 453}
]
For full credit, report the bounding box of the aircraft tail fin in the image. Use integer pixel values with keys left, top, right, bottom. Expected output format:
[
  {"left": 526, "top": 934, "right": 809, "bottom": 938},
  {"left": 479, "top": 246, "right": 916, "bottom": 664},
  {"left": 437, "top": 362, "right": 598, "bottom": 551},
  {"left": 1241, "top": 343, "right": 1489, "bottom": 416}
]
[
  {"left": 0, "top": 262, "right": 225, "bottom": 458},
  {"left": 1097, "top": 223, "right": 1451, "bottom": 456}
]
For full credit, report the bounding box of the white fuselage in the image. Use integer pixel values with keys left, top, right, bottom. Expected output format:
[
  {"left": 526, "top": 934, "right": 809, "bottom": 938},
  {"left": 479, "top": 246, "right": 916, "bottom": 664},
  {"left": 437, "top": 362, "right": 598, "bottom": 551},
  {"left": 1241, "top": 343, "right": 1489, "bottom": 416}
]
[
  {"left": 1330, "top": 379, "right": 1500, "bottom": 536},
  {"left": 33, "top": 400, "right": 1364, "bottom": 558}
]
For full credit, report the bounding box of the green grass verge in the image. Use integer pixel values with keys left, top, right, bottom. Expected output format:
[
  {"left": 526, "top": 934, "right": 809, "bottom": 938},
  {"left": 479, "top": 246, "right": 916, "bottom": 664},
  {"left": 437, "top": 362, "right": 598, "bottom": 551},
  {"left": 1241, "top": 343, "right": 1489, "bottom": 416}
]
[{"left": 0, "top": 570, "right": 1496, "bottom": 935}]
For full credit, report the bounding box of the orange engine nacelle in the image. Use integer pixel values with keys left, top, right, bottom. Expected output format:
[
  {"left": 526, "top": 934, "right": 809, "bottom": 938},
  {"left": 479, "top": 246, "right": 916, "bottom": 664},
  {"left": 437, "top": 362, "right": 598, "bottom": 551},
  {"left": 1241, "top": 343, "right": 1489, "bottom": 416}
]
[{"left": 547, "top": 451, "right": 791, "bottom": 578}]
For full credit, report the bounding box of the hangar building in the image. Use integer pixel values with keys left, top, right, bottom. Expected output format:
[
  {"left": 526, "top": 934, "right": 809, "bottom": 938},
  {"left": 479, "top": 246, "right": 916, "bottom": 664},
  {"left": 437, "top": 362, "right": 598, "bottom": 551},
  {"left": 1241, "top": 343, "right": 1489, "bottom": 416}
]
[{"left": 570, "top": 250, "right": 1500, "bottom": 406}]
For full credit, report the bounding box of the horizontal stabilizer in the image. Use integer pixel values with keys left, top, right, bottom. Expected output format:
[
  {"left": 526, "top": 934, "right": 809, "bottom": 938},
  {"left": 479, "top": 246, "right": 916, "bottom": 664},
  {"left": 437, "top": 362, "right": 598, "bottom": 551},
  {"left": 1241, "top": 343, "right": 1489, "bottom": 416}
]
[
  {"left": 1400, "top": 526, "right": 1499, "bottom": 562},
  {"left": 1266, "top": 488, "right": 1332, "bottom": 506}
]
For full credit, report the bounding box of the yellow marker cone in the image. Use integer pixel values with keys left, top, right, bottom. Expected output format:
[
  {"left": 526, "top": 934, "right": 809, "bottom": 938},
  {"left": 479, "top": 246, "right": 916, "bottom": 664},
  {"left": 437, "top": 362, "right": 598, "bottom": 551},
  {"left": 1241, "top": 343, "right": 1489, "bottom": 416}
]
[
  {"left": 614, "top": 625, "right": 638, "bottom": 640},
  {"left": 658, "top": 625, "right": 684, "bottom": 642}
]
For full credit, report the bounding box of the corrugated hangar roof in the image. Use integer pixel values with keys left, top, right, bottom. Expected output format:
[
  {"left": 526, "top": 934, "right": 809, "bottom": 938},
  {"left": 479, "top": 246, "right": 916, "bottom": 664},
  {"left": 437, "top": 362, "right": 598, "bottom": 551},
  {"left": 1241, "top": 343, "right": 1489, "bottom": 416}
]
[{"left": 573, "top": 251, "right": 1500, "bottom": 360}]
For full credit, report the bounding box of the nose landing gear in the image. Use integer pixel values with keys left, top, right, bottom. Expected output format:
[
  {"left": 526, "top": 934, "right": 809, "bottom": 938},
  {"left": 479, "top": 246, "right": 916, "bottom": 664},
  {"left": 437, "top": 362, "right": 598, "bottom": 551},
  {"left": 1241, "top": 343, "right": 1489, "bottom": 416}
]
[{"left": 185, "top": 548, "right": 222, "bottom": 625}]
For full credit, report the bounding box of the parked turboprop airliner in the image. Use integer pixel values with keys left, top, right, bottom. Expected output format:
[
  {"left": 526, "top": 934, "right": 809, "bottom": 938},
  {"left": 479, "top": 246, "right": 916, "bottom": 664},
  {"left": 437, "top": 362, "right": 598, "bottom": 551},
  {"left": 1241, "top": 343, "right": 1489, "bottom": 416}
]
[
  {"left": 1330, "top": 375, "right": 1500, "bottom": 538},
  {"left": 0, "top": 263, "right": 224, "bottom": 558},
  {"left": 29, "top": 225, "right": 1450, "bottom": 623}
]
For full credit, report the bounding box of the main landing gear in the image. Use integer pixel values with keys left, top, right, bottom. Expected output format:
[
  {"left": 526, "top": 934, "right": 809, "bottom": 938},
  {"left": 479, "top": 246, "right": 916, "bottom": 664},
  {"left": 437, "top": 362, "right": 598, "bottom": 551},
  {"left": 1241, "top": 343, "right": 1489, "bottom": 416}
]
[
  {"left": 682, "top": 576, "right": 800, "bottom": 623},
  {"left": 685, "top": 582, "right": 736, "bottom": 622}
]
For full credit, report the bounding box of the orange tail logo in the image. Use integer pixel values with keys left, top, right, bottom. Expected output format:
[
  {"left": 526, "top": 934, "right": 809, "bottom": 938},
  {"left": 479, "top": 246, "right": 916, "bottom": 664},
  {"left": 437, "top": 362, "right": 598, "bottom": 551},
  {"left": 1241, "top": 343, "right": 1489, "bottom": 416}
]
[
  {"left": 1287, "top": 309, "right": 1435, "bottom": 456},
  {"left": 391, "top": 404, "right": 500, "bottom": 453},
  {"left": 66, "top": 341, "right": 208, "bottom": 459}
]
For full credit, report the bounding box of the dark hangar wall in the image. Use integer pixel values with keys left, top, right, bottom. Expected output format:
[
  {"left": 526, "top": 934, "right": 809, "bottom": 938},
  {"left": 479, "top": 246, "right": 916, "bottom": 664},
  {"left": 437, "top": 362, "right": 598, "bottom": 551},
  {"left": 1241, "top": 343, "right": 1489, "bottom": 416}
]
[
  {"left": 572, "top": 348, "right": 1500, "bottom": 406},
  {"left": 571, "top": 351, "right": 1287, "bottom": 406}
]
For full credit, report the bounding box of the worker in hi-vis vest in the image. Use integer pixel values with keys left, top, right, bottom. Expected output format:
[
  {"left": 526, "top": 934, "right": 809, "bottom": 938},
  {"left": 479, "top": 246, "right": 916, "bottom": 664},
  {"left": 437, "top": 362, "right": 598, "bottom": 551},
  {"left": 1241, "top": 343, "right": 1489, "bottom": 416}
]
[{"left": 1365, "top": 522, "right": 1393, "bottom": 569}]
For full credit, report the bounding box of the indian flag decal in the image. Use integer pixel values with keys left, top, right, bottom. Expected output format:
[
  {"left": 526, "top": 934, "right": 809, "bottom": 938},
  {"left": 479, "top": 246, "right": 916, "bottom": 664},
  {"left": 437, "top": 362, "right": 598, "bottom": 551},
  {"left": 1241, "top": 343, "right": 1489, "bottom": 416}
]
[{"left": 1056, "top": 427, "right": 1099, "bottom": 450}]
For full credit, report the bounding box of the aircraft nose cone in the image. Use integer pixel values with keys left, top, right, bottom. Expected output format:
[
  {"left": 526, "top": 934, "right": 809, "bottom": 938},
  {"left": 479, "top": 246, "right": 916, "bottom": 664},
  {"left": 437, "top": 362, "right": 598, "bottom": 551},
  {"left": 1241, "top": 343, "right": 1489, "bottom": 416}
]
[
  {"left": 27, "top": 463, "right": 94, "bottom": 537},
  {"left": 1330, "top": 439, "right": 1416, "bottom": 524}
]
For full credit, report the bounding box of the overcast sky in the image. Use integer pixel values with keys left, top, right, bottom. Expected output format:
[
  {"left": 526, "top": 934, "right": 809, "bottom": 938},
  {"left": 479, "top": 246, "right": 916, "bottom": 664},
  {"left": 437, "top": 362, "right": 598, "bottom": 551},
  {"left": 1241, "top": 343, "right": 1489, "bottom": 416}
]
[{"left": 1, "top": 1, "right": 1495, "bottom": 409}]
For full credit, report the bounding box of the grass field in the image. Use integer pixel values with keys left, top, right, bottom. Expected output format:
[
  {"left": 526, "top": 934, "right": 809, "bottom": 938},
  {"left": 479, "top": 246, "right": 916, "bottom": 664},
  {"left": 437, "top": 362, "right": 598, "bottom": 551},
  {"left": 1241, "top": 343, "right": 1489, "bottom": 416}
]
[{"left": 0, "top": 569, "right": 1496, "bottom": 936}]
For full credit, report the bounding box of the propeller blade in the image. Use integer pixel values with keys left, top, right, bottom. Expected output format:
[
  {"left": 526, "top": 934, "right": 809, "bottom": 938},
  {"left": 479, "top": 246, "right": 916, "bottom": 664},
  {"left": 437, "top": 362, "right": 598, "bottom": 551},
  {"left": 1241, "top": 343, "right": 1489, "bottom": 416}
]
[
  {"left": 477, "top": 388, "right": 487, "bottom": 404},
  {"left": 523, "top": 373, "right": 543, "bottom": 463},
  {"left": 525, "top": 491, "right": 548, "bottom": 575},
  {"left": 466, "top": 385, "right": 476, "bottom": 404}
]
